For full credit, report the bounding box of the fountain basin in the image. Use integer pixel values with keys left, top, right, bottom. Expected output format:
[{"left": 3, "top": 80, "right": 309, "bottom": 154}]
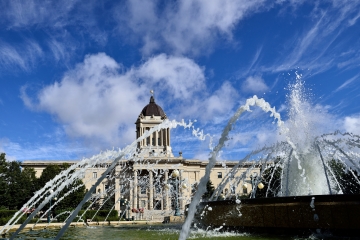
[{"left": 192, "top": 194, "right": 360, "bottom": 236}]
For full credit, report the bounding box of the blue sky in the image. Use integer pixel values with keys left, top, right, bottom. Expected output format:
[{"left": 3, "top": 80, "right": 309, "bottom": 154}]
[{"left": 1, "top": 0, "right": 360, "bottom": 161}]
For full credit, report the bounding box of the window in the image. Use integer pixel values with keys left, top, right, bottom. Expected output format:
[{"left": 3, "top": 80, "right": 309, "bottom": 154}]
[
  {"left": 158, "top": 137, "right": 161, "bottom": 145},
  {"left": 191, "top": 183, "right": 198, "bottom": 195},
  {"left": 146, "top": 128, "right": 150, "bottom": 145},
  {"left": 141, "top": 200, "right": 146, "bottom": 208},
  {"left": 217, "top": 172, "right": 222, "bottom": 178},
  {"left": 155, "top": 184, "right": 162, "bottom": 194},
  {"left": 154, "top": 200, "right": 162, "bottom": 210},
  {"left": 231, "top": 186, "right": 236, "bottom": 194},
  {"left": 93, "top": 172, "right": 97, "bottom": 179},
  {"left": 92, "top": 185, "right": 96, "bottom": 194},
  {"left": 243, "top": 187, "right": 248, "bottom": 194},
  {"left": 140, "top": 185, "right": 146, "bottom": 194},
  {"left": 120, "top": 184, "right": 126, "bottom": 195}
]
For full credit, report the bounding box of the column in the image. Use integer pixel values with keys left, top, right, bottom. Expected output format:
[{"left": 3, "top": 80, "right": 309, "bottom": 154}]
[
  {"left": 150, "top": 133, "right": 154, "bottom": 146},
  {"left": 159, "top": 130, "right": 162, "bottom": 147},
  {"left": 114, "top": 176, "right": 121, "bottom": 213},
  {"left": 149, "top": 170, "right": 154, "bottom": 210},
  {"left": 164, "top": 129, "right": 167, "bottom": 150},
  {"left": 180, "top": 171, "right": 184, "bottom": 211},
  {"left": 164, "top": 170, "right": 169, "bottom": 210},
  {"left": 143, "top": 127, "right": 146, "bottom": 147},
  {"left": 142, "top": 127, "right": 145, "bottom": 147},
  {"left": 167, "top": 128, "right": 170, "bottom": 146},
  {"left": 154, "top": 131, "right": 158, "bottom": 147},
  {"left": 133, "top": 170, "right": 138, "bottom": 209},
  {"left": 130, "top": 181, "right": 133, "bottom": 209}
]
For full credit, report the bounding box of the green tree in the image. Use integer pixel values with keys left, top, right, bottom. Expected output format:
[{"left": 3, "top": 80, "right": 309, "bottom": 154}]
[
  {"left": 328, "top": 159, "right": 360, "bottom": 194},
  {"left": 0, "top": 153, "right": 9, "bottom": 209},
  {"left": 256, "top": 164, "right": 282, "bottom": 198},
  {"left": 20, "top": 167, "right": 39, "bottom": 205},
  {"left": 36, "top": 163, "right": 87, "bottom": 213},
  {"left": 101, "top": 196, "right": 115, "bottom": 210},
  {"left": 0, "top": 153, "right": 38, "bottom": 210},
  {"left": 202, "top": 180, "right": 215, "bottom": 200}
]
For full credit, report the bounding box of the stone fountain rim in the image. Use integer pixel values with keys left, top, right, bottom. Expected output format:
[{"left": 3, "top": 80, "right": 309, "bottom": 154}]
[{"left": 198, "top": 194, "right": 360, "bottom": 206}]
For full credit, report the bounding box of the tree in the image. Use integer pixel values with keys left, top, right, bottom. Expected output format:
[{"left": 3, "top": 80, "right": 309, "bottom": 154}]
[
  {"left": 255, "top": 164, "right": 282, "bottom": 198},
  {"left": 0, "top": 153, "right": 38, "bottom": 210},
  {"left": 328, "top": 159, "right": 360, "bottom": 194},
  {"left": 0, "top": 153, "right": 9, "bottom": 209},
  {"left": 36, "top": 163, "right": 87, "bottom": 213},
  {"left": 202, "top": 180, "right": 215, "bottom": 200},
  {"left": 101, "top": 195, "right": 115, "bottom": 210}
]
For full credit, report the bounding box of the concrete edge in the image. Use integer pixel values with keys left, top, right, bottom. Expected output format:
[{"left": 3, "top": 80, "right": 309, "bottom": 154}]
[{"left": 0, "top": 220, "right": 164, "bottom": 236}]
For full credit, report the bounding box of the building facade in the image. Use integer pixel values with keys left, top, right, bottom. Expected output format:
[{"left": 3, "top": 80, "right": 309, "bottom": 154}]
[{"left": 21, "top": 95, "right": 259, "bottom": 219}]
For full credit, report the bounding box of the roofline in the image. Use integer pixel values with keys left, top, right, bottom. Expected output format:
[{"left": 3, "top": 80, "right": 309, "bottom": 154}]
[{"left": 20, "top": 159, "right": 265, "bottom": 168}]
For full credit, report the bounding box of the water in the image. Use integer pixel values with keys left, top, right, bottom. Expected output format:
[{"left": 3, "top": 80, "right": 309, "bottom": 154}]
[
  {"left": 2, "top": 74, "right": 360, "bottom": 239},
  {"left": 12, "top": 224, "right": 323, "bottom": 240}
]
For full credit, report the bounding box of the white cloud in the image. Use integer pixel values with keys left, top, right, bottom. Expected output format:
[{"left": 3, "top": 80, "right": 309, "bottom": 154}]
[
  {"left": 136, "top": 54, "right": 206, "bottom": 99},
  {"left": 0, "top": 0, "right": 107, "bottom": 67},
  {"left": 348, "top": 11, "right": 360, "bottom": 26},
  {"left": 242, "top": 76, "right": 269, "bottom": 93},
  {"left": 0, "top": 40, "right": 43, "bottom": 71},
  {"left": 21, "top": 53, "right": 236, "bottom": 148},
  {"left": 117, "top": 0, "right": 267, "bottom": 56},
  {"left": 0, "top": 137, "right": 91, "bottom": 161},
  {"left": 343, "top": 115, "right": 360, "bottom": 135},
  {"left": 28, "top": 53, "right": 145, "bottom": 145},
  {"left": 264, "top": 1, "right": 360, "bottom": 75},
  {"left": 0, "top": 138, "right": 16, "bottom": 161},
  {"left": 0, "top": 0, "right": 88, "bottom": 29},
  {"left": 334, "top": 74, "right": 359, "bottom": 92},
  {"left": 177, "top": 81, "right": 239, "bottom": 122}
]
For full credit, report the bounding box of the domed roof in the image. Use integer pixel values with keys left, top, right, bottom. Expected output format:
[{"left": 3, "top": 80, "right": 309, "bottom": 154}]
[{"left": 140, "top": 96, "right": 167, "bottom": 119}]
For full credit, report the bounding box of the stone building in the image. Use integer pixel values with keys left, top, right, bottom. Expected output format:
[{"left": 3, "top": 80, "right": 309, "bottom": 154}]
[{"left": 21, "top": 94, "right": 259, "bottom": 220}]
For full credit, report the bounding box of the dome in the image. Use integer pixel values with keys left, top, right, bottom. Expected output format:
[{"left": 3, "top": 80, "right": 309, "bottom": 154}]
[{"left": 140, "top": 96, "right": 167, "bottom": 119}]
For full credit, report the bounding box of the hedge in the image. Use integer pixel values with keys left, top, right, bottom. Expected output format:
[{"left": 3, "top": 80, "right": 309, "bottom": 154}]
[
  {"left": 56, "top": 210, "right": 118, "bottom": 222},
  {"left": 0, "top": 210, "right": 119, "bottom": 225},
  {"left": 0, "top": 210, "right": 18, "bottom": 218},
  {"left": 0, "top": 216, "right": 39, "bottom": 226}
]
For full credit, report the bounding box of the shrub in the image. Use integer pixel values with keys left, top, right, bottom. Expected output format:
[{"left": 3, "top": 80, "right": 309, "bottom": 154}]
[{"left": 0, "top": 210, "right": 18, "bottom": 218}]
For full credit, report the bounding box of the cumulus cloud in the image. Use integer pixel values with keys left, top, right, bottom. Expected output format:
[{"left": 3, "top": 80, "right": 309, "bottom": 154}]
[
  {"left": 117, "top": 0, "right": 267, "bottom": 55},
  {"left": 242, "top": 75, "right": 269, "bottom": 93},
  {"left": 21, "top": 53, "right": 235, "bottom": 148},
  {"left": 23, "top": 53, "right": 145, "bottom": 145},
  {"left": 343, "top": 115, "right": 360, "bottom": 135},
  {"left": 136, "top": 54, "right": 206, "bottom": 99},
  {"left": 177, "top": 81, "right": 238, "bottom": 122}
]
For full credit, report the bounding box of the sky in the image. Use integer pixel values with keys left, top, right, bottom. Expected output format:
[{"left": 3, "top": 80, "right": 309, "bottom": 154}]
[{"left": 1, "top": 0, "right": 360, "bottom": 161}]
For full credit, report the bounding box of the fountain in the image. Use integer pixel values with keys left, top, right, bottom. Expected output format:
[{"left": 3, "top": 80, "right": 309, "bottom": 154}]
[
  {"left": 1, "top": 74, "right": 359, "bottom": 239},
  {"left": 184, "top": 74, "right": 360, "bottom": 238}
]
